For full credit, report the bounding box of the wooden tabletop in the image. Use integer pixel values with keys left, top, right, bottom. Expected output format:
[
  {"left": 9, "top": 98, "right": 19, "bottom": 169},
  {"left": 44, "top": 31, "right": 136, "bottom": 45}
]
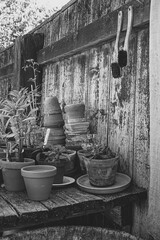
[{"left": 0, "top": 183, "right": 147, "bottom": 232}]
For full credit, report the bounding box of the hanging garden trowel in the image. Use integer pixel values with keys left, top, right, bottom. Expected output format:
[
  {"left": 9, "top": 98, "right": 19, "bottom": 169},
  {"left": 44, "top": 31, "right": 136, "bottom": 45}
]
[
  {"left": 118, "top": 6, "right": 133, "bottom": 68},
  {"left": 111, "top": 11, "right": 123, "bottom": 78}
]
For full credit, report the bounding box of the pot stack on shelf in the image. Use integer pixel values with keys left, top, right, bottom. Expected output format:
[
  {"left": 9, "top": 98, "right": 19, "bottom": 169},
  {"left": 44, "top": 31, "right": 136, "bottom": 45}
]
[
  {"left": 43, "top": 96, "right": 66, "bottom": 146},
  {"left": 64, "top": 103, "right": 90, "bottom": 150}
]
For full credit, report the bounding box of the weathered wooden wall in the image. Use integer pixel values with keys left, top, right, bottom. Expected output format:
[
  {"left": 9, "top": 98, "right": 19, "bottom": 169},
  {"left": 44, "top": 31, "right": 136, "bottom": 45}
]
[
  {"left": 35, "top": 1, "right": 150, "bottom": 238},
  {"left": 35, "top": 0, "right": 150, "bottom": 178},
  {"left": 0, "top": 0, "right": 150, "bottom": 239},
  {"left": 0, "top": 45, "right": 15, "bottom": 98}
]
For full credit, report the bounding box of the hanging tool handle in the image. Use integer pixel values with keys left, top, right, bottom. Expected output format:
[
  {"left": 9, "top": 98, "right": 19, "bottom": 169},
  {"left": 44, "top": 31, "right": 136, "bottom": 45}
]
[
  {"left": 114, "top": 11, "right": 123, "bottom": 60},
  {"left": 124, "top": 6, "right": 133, "bottom": 51}
]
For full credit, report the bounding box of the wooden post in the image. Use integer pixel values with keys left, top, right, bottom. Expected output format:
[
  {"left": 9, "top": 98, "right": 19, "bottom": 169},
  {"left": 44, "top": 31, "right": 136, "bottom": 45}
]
[
  {"left": 149, "top": 0, "right": 160, "bottom": 239},
  {"left": 14, "top": 37, "right": 22, "bottom": 90}
]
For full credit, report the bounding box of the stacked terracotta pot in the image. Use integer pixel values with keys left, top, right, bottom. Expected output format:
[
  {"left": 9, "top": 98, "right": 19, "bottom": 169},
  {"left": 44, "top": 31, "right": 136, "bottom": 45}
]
[
  {"left": 64, "top": 103, "right": 90, "bottom": 150},
  {"left": 43, "top": 96, "right": 66, "bottom": 146}
]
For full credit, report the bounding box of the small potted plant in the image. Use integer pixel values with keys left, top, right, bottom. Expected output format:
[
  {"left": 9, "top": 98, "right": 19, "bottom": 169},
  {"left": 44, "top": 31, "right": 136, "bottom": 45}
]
[
  {"left": 78, "top": 135, "right": 119, "bottom": 187},
  {"left": 35, "top": 145, "right": 70, "bottom": 184},
  {"left": 0, "top": 87, "right": 38, "bottom": 191},
  {"left": 87, "top": 144, "right": 119, "bottom": 187}
]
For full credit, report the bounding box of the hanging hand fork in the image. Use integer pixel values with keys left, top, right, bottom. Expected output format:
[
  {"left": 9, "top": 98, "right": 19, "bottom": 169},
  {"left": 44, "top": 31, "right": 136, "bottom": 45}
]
[{"left": 118, "top": 6, "right": 133, "bottom": 68}]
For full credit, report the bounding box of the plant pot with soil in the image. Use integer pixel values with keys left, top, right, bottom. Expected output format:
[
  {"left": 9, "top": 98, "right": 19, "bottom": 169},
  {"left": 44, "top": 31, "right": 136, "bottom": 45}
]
[
  {"left": 79, "top": 135, "right": 119, "bottom": 187},
  {"left": 88, "top": 145, "right": 119, "bottom": 187},
  {"left": 77, "top": 149, "right": 93, "bottom": 174},
  {"left": 0, "top": 86, "right": 41, "bottom": 191},
  {"left": 60, "top": 149, "right": 77, "bottom": 174},
  {"left": 35, "top": 145, "right": 69, "bottom": 184},
  {"left": 0, "top": 158, "right": 35, "bottom": 191}
]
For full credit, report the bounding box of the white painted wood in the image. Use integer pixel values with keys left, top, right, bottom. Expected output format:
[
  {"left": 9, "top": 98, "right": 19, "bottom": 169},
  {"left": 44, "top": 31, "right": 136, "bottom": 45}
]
[{"left": 149, "top": 0, "right": 160, "bottom": 239}]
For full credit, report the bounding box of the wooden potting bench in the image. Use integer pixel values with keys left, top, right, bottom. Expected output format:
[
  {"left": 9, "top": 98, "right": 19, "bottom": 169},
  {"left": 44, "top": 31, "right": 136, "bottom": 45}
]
[{"left": 0, "top": 182, "right": 147, "bottom": 235}]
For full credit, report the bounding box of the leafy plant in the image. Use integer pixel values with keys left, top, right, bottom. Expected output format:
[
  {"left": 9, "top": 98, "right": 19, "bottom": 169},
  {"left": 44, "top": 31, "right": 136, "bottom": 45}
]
[
  {"left": 35, "top": 145, "right": 69, "bottom": 164},
  {"left": 0, "top": 102, "right": 16, "bottom": 161},
  {"left": 81, "top": 134, "right": 115, "bottom": 159},
  {"left": 0, "top": 87, "right": 39, "bottom": 162}
]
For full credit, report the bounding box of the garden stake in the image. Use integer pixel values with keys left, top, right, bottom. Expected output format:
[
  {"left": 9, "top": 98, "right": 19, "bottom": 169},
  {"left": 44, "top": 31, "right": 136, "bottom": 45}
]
[
  {"left": 111, "top": 11, "right": 123, "bottom": 78},
  {"left": 118, "top": 6, "right": 133, "bottom": 68}
]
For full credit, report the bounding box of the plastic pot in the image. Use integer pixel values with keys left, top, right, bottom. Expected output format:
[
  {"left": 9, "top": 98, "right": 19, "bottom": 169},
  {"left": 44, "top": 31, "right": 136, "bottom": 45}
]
[{"left": 21, "top": 165, "right": 57, "bottom": 201}]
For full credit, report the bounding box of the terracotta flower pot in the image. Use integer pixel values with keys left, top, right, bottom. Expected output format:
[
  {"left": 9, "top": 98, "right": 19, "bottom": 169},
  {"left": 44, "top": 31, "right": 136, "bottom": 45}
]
[
  {"left": 64, "top": 103, "right": 85, "bottom": 121},
  {"left": 77, "top": 149, "right": 93, "bottom": 174},
  {"left": 44, "top": 128, "right": 66, "bottom": 146},
  {"left": 44, "top": 96, "right": 61, "bottom": 114},
  {"left": 62, "top": 149, "right": 77, "bottom": 174},
  {"left": 44, "top": 113, "right": 64, "bottom": 128},
  {"left": 0, "top": 158, "right": 35, "bottom": 192},
  {"left": 88, "top": 156, "right": 119, "bottom": 187},
  {"left": 36, "top": 156, "right": 67, "bottom": 184},
  {"left": 52, "top": 160, "right": 66, "bottom": 184},
  {"left": 21, "top": 165, "right": 57, "bottom": 201},
  {"left": 43, "top": 96, "right": 64, "bottom": 128},
  {"left": 65, "top": 122, "right": 89, "bottom": 132}
]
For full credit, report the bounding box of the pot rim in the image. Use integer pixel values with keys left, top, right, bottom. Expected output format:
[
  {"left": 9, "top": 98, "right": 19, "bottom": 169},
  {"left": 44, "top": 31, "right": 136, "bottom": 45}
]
[
  {"left": 64, "top": 103, "right": 85, "bottom": 108},
  {"left": 21, "top": 165, "right": 57, "bottom": 178},
  {"left": 62, "top": 149, "right": 76, "bottom": 155},
  {"left": 0, "top": 158, "right": 35, "bottom": 169}
]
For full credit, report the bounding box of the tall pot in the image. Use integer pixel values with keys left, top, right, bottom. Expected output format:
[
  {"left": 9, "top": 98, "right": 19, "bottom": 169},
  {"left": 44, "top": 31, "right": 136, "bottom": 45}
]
[{"left": 0, "top": 158, "right": 35, "bottom": 192}]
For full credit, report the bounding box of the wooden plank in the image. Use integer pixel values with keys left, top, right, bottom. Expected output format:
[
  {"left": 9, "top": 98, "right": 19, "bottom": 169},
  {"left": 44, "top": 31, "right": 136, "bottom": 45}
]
[
  {"left": 0, "top": 195, "right": 18, "bottom": 229},
  {"left": 0, "top": 189, "right": 49, "bottom": 226},
  {"left": 133, "top": 28, "right": 149, "bottom": 189},
  {"left": 50, "top": 187, "right": 104, "bottom": 219},
  {"left": 97, "top": 43, "right": 111, "bottom": 144},
  {"left": 148, "top": 0, "right": 160, "bottom": 239},
  {"left": 13, "top": 37, "right": 21, "bottom": 90},
  {"left": 37, "top": 0, "right": 150, "bottom": 65},
  {"left": 131, "top": 28, "right": 149, "bottom": 238},
  {"left": 100, "top": 185, "right": 147, "bottom": 206},
  {"left": 108, "top": 29, "right": 137, "bottom": 176},
  {"left": 58, "top": 187, "right": 103, "bottom": 204},
  {"left": 40, "top": 190, "right": 71, "bottom": 221}
]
